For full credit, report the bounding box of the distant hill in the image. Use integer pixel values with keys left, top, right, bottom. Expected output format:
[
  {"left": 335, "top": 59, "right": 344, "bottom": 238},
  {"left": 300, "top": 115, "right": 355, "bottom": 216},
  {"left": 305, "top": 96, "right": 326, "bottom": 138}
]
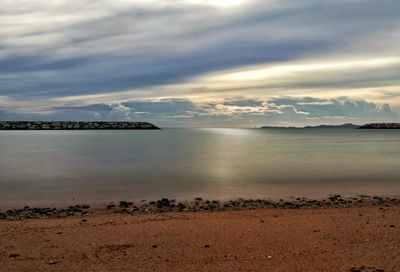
[
  {"left": 261, "top": 123, "right": 359, "bottom": 129},
  {"left": 304, "top": 123, "right": 359, "bottom": 129},
  {"left": 358, "top": 123, "right": 400, "bottom": 129},
  {"left": 260, "top": 125, "right": 297, "bottom": 129}
]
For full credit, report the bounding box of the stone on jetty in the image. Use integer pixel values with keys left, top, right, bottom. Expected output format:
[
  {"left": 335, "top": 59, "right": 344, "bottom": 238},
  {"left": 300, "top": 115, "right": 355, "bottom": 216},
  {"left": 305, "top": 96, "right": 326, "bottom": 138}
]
[
  {"left": 0, "top": 121, "right": 160, "bottom": 130},
  {"left": 358, "top": 123, "right": 400, "bottom": 129}
]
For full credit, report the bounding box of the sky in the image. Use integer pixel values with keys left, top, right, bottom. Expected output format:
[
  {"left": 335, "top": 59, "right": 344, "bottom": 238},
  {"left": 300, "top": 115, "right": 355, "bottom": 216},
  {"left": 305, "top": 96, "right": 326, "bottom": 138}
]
[{"left": 1, "top": 0, "right": 400, "bottom": 127}]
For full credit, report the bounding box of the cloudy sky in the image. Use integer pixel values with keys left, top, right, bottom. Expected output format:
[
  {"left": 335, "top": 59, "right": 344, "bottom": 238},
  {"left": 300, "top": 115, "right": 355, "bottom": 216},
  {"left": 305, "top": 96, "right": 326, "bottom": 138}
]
[{"left": 1, "top": 0, "right": 399, "bottom": 127}]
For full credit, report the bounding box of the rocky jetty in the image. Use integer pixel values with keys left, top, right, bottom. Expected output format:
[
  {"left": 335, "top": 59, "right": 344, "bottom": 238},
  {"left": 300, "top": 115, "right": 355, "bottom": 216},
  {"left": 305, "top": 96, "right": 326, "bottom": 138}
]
[
  {"left": 358, "top": 123, "right": 400, "bottom": 129},
  {"left": 0, "top": 121, "right": 160, "bottom": 130},
  {"left": 2, "top": 195, "right": 400, "bottom": 220},
  {"left": 261, "top": 123, "right": 359, "bottom": 129}
]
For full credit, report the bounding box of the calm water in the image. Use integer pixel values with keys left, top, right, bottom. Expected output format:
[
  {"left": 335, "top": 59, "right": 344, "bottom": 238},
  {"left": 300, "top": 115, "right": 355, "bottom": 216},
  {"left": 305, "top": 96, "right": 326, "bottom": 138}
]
[{"left": 1, "top": 128, "right": 400, "bottom": 207}]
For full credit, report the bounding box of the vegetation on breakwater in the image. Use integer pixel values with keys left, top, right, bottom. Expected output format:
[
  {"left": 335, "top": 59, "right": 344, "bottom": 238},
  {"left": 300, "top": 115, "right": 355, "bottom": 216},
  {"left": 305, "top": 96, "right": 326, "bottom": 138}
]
[{"left": 0, "top": 121, "right": 160, "bottom": 130}]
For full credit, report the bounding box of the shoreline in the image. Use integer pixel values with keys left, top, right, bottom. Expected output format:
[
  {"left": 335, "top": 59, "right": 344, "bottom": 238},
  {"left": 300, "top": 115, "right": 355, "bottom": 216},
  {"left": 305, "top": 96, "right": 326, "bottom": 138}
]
[{"left": 2, "top": 194, "right": 399, "bottom": 220}]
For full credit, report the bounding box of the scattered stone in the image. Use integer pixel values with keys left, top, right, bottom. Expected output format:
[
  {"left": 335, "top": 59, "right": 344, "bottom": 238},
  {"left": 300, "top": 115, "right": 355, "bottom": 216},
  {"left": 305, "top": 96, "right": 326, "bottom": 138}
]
[
  {"left": 204, "top": 244, "right": 210, "bottom": 248},
  {"left": 157, "top": 198, "right": 171, "bottom": 208},
  {"left": 9, "top": 252, "right": 19, "bottom": 258},
  {"left": 2, "top": 195, "right": 400, "bottom": 219},
  {"left": 106, "top": 204, "right": 116, "bottom": 209},
  {"left": 118, "top": 201, "right": 133, "bottom": 208},
  {"left": 48, "top": 260, "right": 58, "bottom": 265},
  {"left": 152, "top": 245, "right": 157, "bottom": 248}
]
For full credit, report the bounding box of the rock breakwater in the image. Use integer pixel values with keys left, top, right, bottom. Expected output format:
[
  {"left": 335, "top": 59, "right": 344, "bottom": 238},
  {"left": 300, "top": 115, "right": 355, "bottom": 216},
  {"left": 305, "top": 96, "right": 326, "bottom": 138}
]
[
  {"left": 358, "top": 123, "right": 400, "bottom": 129},
  {"left": 0, "top": 121, "right": 160, "bottom": 130}
]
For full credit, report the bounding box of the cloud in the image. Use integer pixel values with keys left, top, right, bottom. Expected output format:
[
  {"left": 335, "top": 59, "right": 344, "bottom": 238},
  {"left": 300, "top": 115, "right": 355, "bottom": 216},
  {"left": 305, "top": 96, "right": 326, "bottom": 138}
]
[
  {"left": 0, "top": 0, "right": 400, "bottom": 126},
  {"left": 1, "top": 0, "right": 400, "bottom": 97}
]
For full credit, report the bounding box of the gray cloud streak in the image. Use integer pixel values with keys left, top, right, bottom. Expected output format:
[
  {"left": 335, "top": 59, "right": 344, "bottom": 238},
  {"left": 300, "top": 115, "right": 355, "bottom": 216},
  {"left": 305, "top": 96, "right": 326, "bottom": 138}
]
[{"left": 1, "top": 0, "right": 400, "bottom": 125}]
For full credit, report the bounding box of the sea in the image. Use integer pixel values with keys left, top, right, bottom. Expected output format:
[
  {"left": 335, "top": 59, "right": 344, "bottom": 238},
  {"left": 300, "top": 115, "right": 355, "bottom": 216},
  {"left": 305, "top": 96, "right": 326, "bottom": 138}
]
[{"left": 1, "top": 128, "right": 400, "bottom": 207}]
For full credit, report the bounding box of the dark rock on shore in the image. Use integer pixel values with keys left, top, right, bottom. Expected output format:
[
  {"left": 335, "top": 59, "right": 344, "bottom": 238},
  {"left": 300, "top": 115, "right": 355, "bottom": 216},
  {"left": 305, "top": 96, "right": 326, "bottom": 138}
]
[
  {"left": 157, "top": 198, "right": 171, "bottom": 208},
  {"left": 9, "top": 252, "right": 19, "bottom": 258},
  {"left": 119, "top": 201, "right": 133, "bottom": 208},
  {"left": 0, "top": 121, "right": 160, "bottom": 130}
]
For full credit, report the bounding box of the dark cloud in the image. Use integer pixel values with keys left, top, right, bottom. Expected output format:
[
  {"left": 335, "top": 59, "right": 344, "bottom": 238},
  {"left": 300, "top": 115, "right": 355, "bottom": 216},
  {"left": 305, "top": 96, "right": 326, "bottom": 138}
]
[{"left": 1, "top": 0, "right": 399, "bottom": 98}]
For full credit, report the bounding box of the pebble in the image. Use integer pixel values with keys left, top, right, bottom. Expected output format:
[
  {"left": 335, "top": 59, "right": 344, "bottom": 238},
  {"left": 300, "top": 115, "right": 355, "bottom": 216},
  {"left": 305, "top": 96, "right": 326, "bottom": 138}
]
[
  {"left": 106, "top": 204, "right": 116, "bottom": 209},
  {"left": 48, "top": 260, "right": 58, "bottom": 265},
  {"left": 9, "top": 252, "right": 19, "bottom": 258}
]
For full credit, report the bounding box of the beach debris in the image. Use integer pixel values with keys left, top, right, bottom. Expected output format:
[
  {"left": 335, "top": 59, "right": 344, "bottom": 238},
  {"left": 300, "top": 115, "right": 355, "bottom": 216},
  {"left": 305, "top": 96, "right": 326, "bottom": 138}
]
[
  {"left": 157, "top": 198, "right": 171, "bottom": 208},
  {"left": 106, "top": 204, "right": 116, "bottom": 209},
  {"left": 9, "top": 252, "right": 19, "bottom": 258},
  {"left": 119, "top": 201, "right": 132, "bottom": 208},
  {"left": 349, "top": 266, "right": 385, "bottom": 272}
]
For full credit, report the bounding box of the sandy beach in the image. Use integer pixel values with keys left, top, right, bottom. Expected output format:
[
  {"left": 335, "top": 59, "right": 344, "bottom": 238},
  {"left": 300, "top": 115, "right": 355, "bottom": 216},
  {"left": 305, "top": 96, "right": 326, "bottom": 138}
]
[{"left": 1, "top": 200, "right": 400, "bottom": 272}]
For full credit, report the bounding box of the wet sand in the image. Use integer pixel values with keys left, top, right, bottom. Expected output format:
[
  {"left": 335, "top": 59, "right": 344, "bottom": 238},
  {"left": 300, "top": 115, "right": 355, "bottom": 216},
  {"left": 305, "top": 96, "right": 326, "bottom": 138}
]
[{"left": 1, "top": 205, "right": 400, "bottom": 272}]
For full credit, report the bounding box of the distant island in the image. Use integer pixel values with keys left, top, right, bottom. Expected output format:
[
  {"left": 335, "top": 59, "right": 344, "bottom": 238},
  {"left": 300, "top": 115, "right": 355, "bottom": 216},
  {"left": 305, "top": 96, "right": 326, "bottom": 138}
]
[
  {"left": 358, "top": 123, "right": 400, "bottom": 129},
  {"left": 0, "top": 121, "right": 160, "bottom": 130},
  {"left": 261, "top": 123, "right": 400, "bottom": 129},
  {"left": 261, "top": 123, "right": 359, "bottom": 129}
]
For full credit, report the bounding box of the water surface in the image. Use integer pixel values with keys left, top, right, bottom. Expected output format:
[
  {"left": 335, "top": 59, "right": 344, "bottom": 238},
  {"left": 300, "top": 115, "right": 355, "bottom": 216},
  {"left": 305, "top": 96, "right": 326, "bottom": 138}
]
[{"left": 1, "top": 128, "right": 400, "bottom": 207}]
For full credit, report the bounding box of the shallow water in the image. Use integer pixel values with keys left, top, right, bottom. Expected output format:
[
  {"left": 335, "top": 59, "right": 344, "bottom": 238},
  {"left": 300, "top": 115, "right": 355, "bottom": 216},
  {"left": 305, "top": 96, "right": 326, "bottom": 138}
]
[{"left": 1, "top": 128, "right": 400, "bottom": 206}]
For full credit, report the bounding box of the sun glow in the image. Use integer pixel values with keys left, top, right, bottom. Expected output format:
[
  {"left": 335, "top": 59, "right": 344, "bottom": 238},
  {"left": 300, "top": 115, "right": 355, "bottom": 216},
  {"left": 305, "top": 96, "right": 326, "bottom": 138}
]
[{"left": 212, "top": 57, "right": 400, "bottom": 81}]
